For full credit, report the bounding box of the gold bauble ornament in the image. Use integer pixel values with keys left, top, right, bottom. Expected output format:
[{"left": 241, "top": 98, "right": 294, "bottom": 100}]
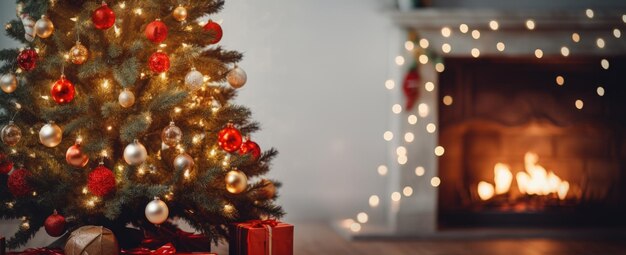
[
  {"left": 256, "top": 179, "right": 277, "bottom": 200},
  {"left": 118, "top": 89, "right": 135, "bottom": 108},
  {"left": 39, "top": 121, "right": 63, "bottom": 148},
  {"left": 123, "top": 139, "right": 148, "bottom": 166},
  {"left": 35, "top": 15, "right": 54, "bottom": 39},
  {"left": 225, "top": 169, "right": 248, "bottom": 194},
  {"left": 174, "top": 153, "right": 194, "bottom": 173},
  {"left": 0, "top": 74, "right": 17, "bottom": 94},
  {"left": 66, "top": 141, "right": 89, "bottom": 168},
  {"left": 145, "top": 197, "right": 169, "bottom": 225},
  {"left": 69, "top": 41, "right": 88, "bottom": 65},
  {"left": 172, "top": 5, "right": 188, "bottom": 22},
  {"left": 1, "top": 121, "right": 22, "bottom": 146},
  {"left": 227, "top": 66, "right": 247, "bottom": 89},
  {"left": 161, "top": 121, "right": 182, "bottom": 147}
]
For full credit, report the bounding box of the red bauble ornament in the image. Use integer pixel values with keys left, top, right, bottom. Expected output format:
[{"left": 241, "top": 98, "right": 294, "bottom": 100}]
[
  {"left": 0, "top": 153, "right": 14, "bottom": 175},
  {"left": 87, "top": 165, "right": 116, "bottom": 197},
  {"left": 145, "top": 19, "right": 168, "bottom": 43},
  {"left": 218, "top": 124, "right": 242, "bottom": 153},
  {"left": 8, "top": 168, "right": 32, "bottom": 197},
  {"left": 203, "top": 20, "right": 223, "bottom": 44},
  {"left": 92, "top": 2, "right": 116, "bottom": 30},
  {"left": 17, "top": 49, "right": 38, "bottom": 71},
  {"left": 239, "top": 139, "right": 261, "bottom": 160},
  {"left": 51, "top": 75, "right": 75, "bottom": 105},
  {"left": 44, "top": 210, "right": 66, "bottom": 237},
  {"left": 149, "top": 52, "right": 170, "bottom": 73}
]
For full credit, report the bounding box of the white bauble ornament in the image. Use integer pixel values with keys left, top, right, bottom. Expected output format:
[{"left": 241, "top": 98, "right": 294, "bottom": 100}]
[
  {"left": 118, "top": 90, "right": 135, "bottom": 108},
  {"left": 0, "top": 74, "right": 17, "bottom": 93},
  {"left": 174, "top": 153, "right": 194, "bottom": 173},
  {"left": 227, "top": 66, "right": 247, "bottom": 89},
  {"left": 20, "top": 14, "right": 36, "bottom": 42},
  {"left": 124, "top": 139, "right": 148, "bottom": 166},
  {"left": 35, "top": 15, "right": 54, "bottom": 39},
  {"left": 184, "top": 68, "right": 204, "bottom": 91},
  {"left": 145, "top": 197, "right": 169, "bottom": 225},
  {"left": 39, "top": 121, "right": 63, "bottom": 148}
]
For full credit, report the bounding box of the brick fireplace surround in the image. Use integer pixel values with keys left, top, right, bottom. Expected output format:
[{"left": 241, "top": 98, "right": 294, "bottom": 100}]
[{"left": 336, "top": 9, "right": 626, "bottom": 239}]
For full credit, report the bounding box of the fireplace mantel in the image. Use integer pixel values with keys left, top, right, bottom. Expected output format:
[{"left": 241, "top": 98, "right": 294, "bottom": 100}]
[{"left": 392, "top": 9, "right": 626, "bottom": 56}]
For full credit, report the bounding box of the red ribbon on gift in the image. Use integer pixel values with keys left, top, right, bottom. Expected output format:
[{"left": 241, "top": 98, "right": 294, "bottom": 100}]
[
  {"left": 235, "top": 219, "right": 281, "bottom": 255},
  {"left": 121, "top": 242, "right": 176, "bottom": 255},
  {"left": 247, "top": 219, "right": 279, "bottom": 228},
  {"left": 7, "top": 248, "right": 64, "bottom": 255}
]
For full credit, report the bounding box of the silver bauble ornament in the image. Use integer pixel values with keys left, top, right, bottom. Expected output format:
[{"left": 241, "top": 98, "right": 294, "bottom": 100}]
[
  {"left": 0, "top": 74, "right": 17, "bottom": 94},
  {"left": 35, "top": 15, "right": 54, "bottom": 39},
  {"left": 172, "top": 5, "right": 188, "bottom": 22},
  {"left": 161, "top": 122, "right": 182, "bottom": 147},
  {"left": 124, "top": 139, "right": 148, "bottom": 166},
  {"left": 66, "top": 142, "right": 89, "bottom": 168},
  {"left": 39, "top": 121, "right": 63, "bottom": 148},
  {"left": 145, "top": 197, "right": 169, "bottom": 225},
  {"left": 225, "top": 169, "right": 248, "bottom": 194},
  {"left": 118, "top": 89, "right": 135, "bottom": 108},
  {"left": 174, "top": 153, "right": 194, "bottom": 173},
  {"left": 184, "top": 68, "right": 204, "bottom": 91},
  {"left": 1, "top": 121, "right": 22, "bottom": 146},
  {"left": 227, "top": 66, "right": 247, "bottom": 89}
]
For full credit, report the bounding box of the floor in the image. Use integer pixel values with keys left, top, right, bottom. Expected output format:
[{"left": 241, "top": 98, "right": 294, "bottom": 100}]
[{"left": 213, "top": 223, "right": 626, "bottom": 255}]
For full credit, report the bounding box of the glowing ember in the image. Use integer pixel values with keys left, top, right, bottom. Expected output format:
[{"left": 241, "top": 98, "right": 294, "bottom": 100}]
[{"left": 478, "top": 152, "right": 570, "bottom": 201}]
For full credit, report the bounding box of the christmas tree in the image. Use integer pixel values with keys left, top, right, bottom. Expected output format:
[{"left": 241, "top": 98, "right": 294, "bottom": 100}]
[{"left": 0, "top": 0, "right": 283, "bottom": 249}]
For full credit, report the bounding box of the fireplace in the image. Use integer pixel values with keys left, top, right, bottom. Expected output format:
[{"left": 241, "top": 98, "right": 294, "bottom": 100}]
[{"left": 437, "top": 57, "right": 626, "bottom": 228}]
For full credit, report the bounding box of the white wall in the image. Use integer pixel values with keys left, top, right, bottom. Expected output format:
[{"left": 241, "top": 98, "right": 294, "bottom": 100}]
[{"left": 1, "top": 0, "right": 395, "bottom": 247}]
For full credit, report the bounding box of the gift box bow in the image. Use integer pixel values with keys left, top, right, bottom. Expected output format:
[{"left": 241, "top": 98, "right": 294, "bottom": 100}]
[
  {"left": 121, "top": 243, "right": 176, "bottom": 255},
  {"left": 141, "top": 228, "right": 210, "bottom": 252}
]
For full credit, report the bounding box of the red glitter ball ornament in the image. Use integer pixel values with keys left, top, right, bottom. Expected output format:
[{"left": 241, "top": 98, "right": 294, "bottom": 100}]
[
  {"left": 8, "top": 168, "right": 32, "bottom": 197},
  {"left": 149, "top": 52, "right": 170, "bottom": 73},
  {"left": 92, "top": 2, "right": 116, "bottom": 30},
  {"left": 87, "top": 165, "right": 116, "bottom": 197},
  {"left": 44, "top": 210, "right": 66, "bottom": 237},
  {"left": 145, "top": 19, "right": 168, "bottom": 43},
  {"left": 239, "top": 139, "right": 261, "bottom": 160},
  {"left": 218, "top": 123, "right": 242, "bottom": 153},
  {"left": 51, "top": 75, "right": 75, "bottom": 105},
  {"left": 203, "top": 20, "right": 223, "bottom": 44},
  {"left": 17, "top": 49, "right": 38, "bottom": 71},
  {"left": 0, "top": 153, "right": 14, "bottom": 175}
]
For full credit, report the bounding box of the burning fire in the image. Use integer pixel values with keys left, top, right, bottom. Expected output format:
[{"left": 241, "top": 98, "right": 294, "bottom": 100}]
[{"left": 478, "top": 152, "right": 570, "bottom": 201}]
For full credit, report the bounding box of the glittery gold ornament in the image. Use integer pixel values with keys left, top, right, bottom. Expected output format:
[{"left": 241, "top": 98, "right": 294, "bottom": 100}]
[
  {"left": 145, "top": 197, "right": 169, "bottom": 225},
  {"left": 1, "top": 121, "right": 22, "bottom": 146},
  {"left": 69, "top": 41, "right": 88, "bottom": 65},
  {"left": 0, "top": 74, "right": 17, "bottom": 94},
  {"left": 227, "top": 66, "right": 247, "bottom": 89},
  {"left": 35, "top": 15, "right": 54, "bottom": 39},
  {"left": 225, "top": 169, "right": 248, "bottom": 194},
  {"left": 39, "top": 121, "right": 63, "bottom": 148},
  {"left": 172, "top": 5, "right": 188, "bottom": 22}
]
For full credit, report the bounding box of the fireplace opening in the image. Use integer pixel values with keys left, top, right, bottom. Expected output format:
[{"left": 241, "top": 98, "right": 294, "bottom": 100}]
[{"left": 437, "top": 57, "right": 626, "bottom": 228}]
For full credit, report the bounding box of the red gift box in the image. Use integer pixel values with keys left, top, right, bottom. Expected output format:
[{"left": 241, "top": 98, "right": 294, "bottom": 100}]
[{"left": 229, "top": 220, "right": 293, "bottom": 255}]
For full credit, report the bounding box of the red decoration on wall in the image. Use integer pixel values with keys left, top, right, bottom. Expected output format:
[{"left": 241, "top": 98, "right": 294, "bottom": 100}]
[
  {"left": 148, "top": 52, "right": 170, "bottom": 73},
  {"left": 92, "top": 2, "right": 116, "bottom": 30},
  {"left": 17, "top": 49, "right": 38, "bottom": 71},
  {"left": 44, "top": 210, "right": 67, "bottom": 237},
  {"left": 51, "top": 75, "right": 76, "bottom": 105},
  {"left": 403, "top": 67, "right": 421, "bottom": 111},
  {"left": 0, "top": 153, "right": 13, "bottom": 174},
  {"left": 87, "top": 165, "right": 116, "bottom": 197},
  {"left": 145, "top": 19, "right": 168, "bottom": 43},
  {"left": 203, "top": 20, "right": 223, "bottom": 44},
  {"left": 239, "top": 139, "right": 261, "bottom": 160},
  {"left": 218, "top": 123, "right": 242, "bottom": 153},
  {"left": 8, "top": 168, "right": 32, "bottom": 197}
]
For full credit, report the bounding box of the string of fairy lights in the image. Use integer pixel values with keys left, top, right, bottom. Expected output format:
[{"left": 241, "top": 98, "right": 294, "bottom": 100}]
[{"left": 342, "top": 8, "right": 625, "bottom": 234}]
